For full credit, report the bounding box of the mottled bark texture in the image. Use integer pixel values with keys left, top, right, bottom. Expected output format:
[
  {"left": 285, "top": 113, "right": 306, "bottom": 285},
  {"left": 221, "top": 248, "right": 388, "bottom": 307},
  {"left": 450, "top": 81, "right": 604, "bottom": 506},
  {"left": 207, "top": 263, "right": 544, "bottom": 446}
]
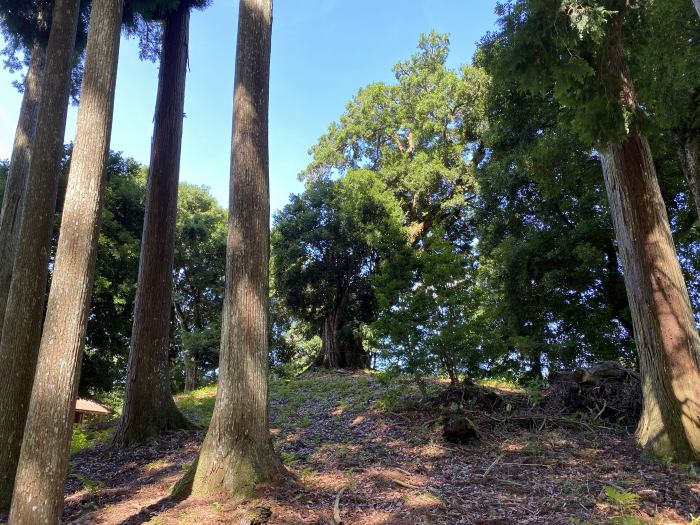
[
  {"left": 113, "top": 2, "right": 192, "bottom": 446},
  {"left": 0, "top": 42, "right": 45, "bottom": 343},
  {"left": 676, "top": 136, "right": 700, "bottom": 221},
  {"left": 596, "top": 16, "right": 700, "bottom": 461},
  {"left": 8, "top": 1, "right": 123, "bottom": 522},
  {"left": 175, "top": 0, "right": 283, "bottom": 498},
  {"left": 601, "top": 132, "right": 700, "bottom": 462},
  {"left": 320, "top": 311, "right": 368, "bottom": 369},
  {"left": 0, "top": 0, "right": 79, "bottom": 511}
]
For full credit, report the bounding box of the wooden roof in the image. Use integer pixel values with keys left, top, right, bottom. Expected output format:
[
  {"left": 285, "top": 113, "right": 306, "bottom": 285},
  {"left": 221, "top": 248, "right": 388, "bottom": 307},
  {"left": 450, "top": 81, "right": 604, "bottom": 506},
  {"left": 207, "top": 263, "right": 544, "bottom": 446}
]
[{"left": 75, "top": 398, "right": 112, "bottom": 416}]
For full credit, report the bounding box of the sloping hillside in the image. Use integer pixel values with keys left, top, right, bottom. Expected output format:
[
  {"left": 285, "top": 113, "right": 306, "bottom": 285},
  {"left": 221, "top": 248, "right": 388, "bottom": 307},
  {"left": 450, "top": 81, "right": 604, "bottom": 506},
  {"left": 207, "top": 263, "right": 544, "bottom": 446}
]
[{"left": 47, "top": 372, "right": 700, "bottom": 524}]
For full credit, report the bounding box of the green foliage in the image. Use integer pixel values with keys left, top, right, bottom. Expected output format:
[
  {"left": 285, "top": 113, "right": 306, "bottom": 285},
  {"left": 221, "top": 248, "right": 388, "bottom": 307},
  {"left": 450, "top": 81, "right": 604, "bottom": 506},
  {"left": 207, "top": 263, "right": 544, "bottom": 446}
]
[
  {"left": 633, "top": 1, "right": 700, "bottom": 139},
  {"left": 272, "top": 169, "right": 409, "bottom": 361},
  {"left": 286, "top": 33, "right": 494, "bottom": 378},
  {"left": 524, "top": 378, "right": 545, "bottom": 407},
  {"left": 603, "top": 485, "right": 648, "bottom": 525},
  {"left": 69, "top": 472, "right": 107, "bottom": 493},
  {"left": 303, "top": 32, "right": 487, "bottom": 242},
  {"left": 485, "top": 0, "right": 647, "bottom": 146},
  {"left": 64, "top": 157, "right": 226, "bottom": 395},
  {"left": 373, "top": 228, "right": 492, "bottom": 381},
  {"left": 603, "top": 485, "right": 640, "bottom": 510},
  {"left": 176, "top": 385, "right": 217, "bottom": 426},
  {"left": 474, "top": 37, "right": 636, "bottom": 373},
  {"left": 70, "top": 426, "right": 115, "bottom": 455},
  {"left": 171, "top": 183, "right": 227, "bottom": 391},
  {"left": 376, "top": 365, "right": 402, "bottom": 386},
  {"left": 81, "top": 153, "right": 146, "bottom": 395}
]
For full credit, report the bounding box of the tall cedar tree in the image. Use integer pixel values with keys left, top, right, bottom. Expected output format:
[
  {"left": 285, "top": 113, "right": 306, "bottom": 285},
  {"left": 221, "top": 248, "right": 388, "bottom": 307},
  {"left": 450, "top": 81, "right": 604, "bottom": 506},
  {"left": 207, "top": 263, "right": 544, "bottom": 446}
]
[
  {"left": 113, "top": 0, "right": 194, "bottom": 446},
  {"left": 8, "top": 0, "right": 123, "bottom": 521},
  {"left": 0, "top": 41, "right": 45, "bottom": 340},
  {"left": 0, "top": 0, "right": 80, "bottom": 509},
  {"left": 492, "top": 0, "right": 700, "bottom": 461},
  {"left": 600, "top": 10, "right": 700, "bottom": 463},
  {"left": 174, "top": 0, "right": 283, "bottom": 497},
  {"left": 0, "top": 0, "right": 89, "bottom": 345}
]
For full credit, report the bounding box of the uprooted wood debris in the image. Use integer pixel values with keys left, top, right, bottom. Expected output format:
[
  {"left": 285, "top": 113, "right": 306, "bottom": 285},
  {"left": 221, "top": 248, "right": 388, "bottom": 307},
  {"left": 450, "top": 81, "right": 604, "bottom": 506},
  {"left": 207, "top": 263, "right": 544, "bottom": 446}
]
[{"left": 428, "top": 361, "right": 642, "bottom": 443}]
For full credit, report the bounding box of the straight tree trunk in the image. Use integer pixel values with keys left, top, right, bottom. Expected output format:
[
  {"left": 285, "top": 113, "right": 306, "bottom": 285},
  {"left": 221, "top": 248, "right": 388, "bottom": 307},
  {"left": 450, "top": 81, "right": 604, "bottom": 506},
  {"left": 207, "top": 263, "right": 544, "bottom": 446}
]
[
  {"left": 694, "top": 0, "right": 700, "bottom": 21},
  {"left": 173, "top": 302, "right": 198, "bottom": 392},
  {"left": 0, "top": 0, "right": 79, "bottom": 510},
  {"left": 0, "top": 42, "right": 46, "bottom": 343},
  {"left": 321, "top": 309, "right": 341, "bottom": 368},
  {"left": 184, "top": 356, "right": 197, "bottom": 392},
  {"left": 8, "top": 1, "right": 123, "bottom": 522},
  {"left": 676, "top": 136, "right": 700, "bottom": 220},
  {"left": 113, "top": 2, "right": 192, "bottom": 446},
  {"left": 601, "top": 131, "right": 700, "bottom": 462},
  {"left": 174, "top": 0, "right": 283, "bottom": 498},
  {"left": 320, "top": 311, "right": 368, "bottom": 369}
]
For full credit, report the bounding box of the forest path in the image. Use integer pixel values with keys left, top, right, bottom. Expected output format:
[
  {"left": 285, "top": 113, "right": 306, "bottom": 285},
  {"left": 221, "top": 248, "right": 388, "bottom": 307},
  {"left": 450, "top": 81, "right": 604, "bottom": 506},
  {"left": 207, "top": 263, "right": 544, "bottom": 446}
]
[{"left": 45, "top": 372, "right": 700, "bottom": 524}]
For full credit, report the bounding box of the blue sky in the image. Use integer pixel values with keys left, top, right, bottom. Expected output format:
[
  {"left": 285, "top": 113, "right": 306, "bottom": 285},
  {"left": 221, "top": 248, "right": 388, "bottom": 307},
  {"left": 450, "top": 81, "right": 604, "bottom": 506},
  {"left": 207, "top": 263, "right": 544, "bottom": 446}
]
[{"left": 0, "top": 0, "right": 499, "bottom": 213}]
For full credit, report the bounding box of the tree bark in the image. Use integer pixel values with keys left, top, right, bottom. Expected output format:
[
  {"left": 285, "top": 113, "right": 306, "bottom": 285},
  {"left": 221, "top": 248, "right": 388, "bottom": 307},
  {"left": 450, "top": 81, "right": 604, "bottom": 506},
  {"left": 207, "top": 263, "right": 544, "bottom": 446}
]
[
  {"left": 0, "top": 0, "right": 79, "bottom": 511},
  {"left": 338, "top": 329, "right": 369, "bottom": 369},
  {"left": 174, "top": 301, "right": 198, "bottom": 392},
  {"left": 321, "top": 309, "right": 341, "bottom": 368},
  {"left": 174, "top": 0, "right": 283, "bottom": 499},
  {"left": 694, "top": 0, "right": 700, "bottom": 21},
  {"left": 676, "top": 136, "right": 700, "bottom": 221},
  {"left": 600, "top": 131, "right": 700, "bottom": 462},
  {"left": 184, "top": 356, "right": 197, "bottom": 392},
  {"left": 113, "top": 2, "right": 192, "bottom": 446},
  {"left": 7, "top": 2, "right": 123, "bottom": 522},
  {"left": 0, "top": 42, "right": 46, "bottom": 343},
  {"left": 319, "top": 312, "right": 368, "bottom": 369}
]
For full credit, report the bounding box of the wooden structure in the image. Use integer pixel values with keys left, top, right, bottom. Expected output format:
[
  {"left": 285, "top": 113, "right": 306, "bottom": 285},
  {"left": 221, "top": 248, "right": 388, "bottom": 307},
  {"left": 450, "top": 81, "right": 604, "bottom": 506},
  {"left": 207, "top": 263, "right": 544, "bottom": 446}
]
[{"left": 74, "top": 398, "right": 112, "bottom": 424}]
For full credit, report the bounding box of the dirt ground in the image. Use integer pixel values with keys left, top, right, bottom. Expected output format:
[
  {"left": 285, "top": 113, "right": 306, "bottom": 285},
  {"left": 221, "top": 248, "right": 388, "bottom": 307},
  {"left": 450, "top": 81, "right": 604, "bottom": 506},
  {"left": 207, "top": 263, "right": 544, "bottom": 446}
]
[{"left": 4, "top": 371, "right": 699, "bottom": 524}]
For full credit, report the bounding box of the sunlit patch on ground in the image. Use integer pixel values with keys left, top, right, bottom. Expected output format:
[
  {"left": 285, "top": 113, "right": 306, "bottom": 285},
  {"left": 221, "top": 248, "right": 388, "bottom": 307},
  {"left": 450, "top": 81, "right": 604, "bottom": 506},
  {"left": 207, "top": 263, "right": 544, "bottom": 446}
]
[{"left": 31, "top": 371, "right": 699, "bottom": 524}]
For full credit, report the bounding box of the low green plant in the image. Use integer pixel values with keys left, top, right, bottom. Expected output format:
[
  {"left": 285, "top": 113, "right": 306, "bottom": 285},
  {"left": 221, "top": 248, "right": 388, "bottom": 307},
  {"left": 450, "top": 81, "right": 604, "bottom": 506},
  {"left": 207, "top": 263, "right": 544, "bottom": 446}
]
[
  {"left": 71, "top": 428, "right": 91, "bottom": 455},
  {"left": 70, "top": 472, "right": 106, "bottom": 493},
  {"left": 604, "top": 485, "right": 639, "bottom": 510},
  {"left": 280, "top": 450, "right": 300, "bottom": 466},
  {"left": 603, "top": 485, "right": 647, "bottom": 525},
  {"left": 70, "top": 426, "right": 115, "bottom": 455},
  {"left": 296, "top": 415, "right": 311, "bottom": 428},
  {"left": 299, "top": 466, "right": 317, "bottom": 478},
  {"left": 376, "top": 365, "right": 402, "bottom": 386},
  {"left": 523, "top": 378, "right": 545, "bottom": 407},
  {"left": 377, "top": 387, "right": 402, "bottom": 411}
]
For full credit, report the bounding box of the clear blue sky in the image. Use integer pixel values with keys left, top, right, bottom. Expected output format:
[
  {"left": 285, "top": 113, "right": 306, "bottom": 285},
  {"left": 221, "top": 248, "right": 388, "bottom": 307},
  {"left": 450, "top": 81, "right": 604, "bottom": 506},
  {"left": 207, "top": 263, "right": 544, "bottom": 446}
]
[{"left": 0, "top": 0, "right": 499, "bottom": 213}]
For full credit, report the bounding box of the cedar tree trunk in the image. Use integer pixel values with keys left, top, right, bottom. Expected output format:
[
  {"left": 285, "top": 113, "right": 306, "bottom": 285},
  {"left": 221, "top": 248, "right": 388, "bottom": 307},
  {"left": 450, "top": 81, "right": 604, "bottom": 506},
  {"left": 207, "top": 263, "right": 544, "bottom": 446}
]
[
  {"left": 321, "top": 309, "right": 341, "bottom": 368},
  {"left": 321, "top": 315, "right": 368, "bottom": 369},
  {"left": 184, "top": 355, "right": 197, "bottom": 392},
  {"left": 0, "top": 42, "right": 45, "bottom": 342},
  {"left": 0, "top": 0, "right": 79, "bottom": 510},
  {"left": 601, "top": 131, "right": 700, "bottom": 462},
  {"left": 8, "top": 1, "right": 123, "bottom": 522},
  {"left": 677, "top": 136, "right": 700, "bottom": 221},
  {"left": 175, "top": 0, "right": 283, "bottom": 498},
  {"left": 113, "top": 2, "right": 192, "bottom": 446},
  {"left": 319, "top": 293, "right": 368, "bottom": 369},
  {"left": 599, "top": 23, "right": 700, "bottom": 461}
]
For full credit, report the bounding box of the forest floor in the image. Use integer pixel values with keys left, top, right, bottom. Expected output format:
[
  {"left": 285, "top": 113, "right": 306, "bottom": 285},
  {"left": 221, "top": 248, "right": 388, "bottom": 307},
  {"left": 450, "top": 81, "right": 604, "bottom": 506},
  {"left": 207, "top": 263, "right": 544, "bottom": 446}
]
[{"left": 12, "top": 371, "right": 700, "bottom": 524}]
